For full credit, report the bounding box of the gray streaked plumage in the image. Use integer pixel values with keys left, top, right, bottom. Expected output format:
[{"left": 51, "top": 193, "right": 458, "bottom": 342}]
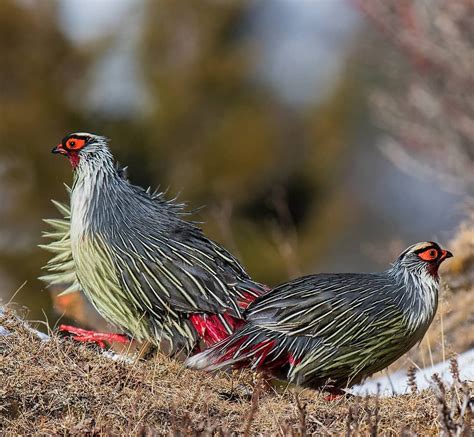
[
  {"left": 40, "top": 166, "right": 174, "bottom": 296},
  {"left": 186, "top": 242, "right": 452, "bottom": 392},
  {"left": 41, "top": 133, "right": 266, "bottom": 353}
]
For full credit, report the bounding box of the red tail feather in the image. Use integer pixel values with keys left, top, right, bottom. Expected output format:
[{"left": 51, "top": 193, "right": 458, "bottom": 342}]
[
  {"left": 251, "top": 339, "right": 275, "bottom": 367},
  {"left": 189, "top": 313, "right": 246, "bottom": 346},
  {"left": 288, "top": 354, "right": 302, "bottom": 366},
  {"left": 220, "top": 336, "right": 248, "bottom": 363},
  {"left": 189, "top": 285, "right": 266, "bottom": 346}
]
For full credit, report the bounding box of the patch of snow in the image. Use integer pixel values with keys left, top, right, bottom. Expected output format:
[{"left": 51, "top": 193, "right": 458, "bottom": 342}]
[{"left": 352, "top": 350, "right": 474, "bottom": 396}]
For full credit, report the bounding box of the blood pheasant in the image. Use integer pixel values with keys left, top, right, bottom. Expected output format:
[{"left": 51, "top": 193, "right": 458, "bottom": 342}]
[
  {"left": 186, "top": 242, "right": 452, "bottom": 394},
  {"left": 40, "top": 133, "right": 267, "bottom": 353}
]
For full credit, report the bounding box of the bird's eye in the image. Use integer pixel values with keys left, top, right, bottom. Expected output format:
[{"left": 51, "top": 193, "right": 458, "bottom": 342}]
[
  {"left": 66, "top": 138, "right": 86, "bottom": 150},
  {"left": 418, "top": 248, "right": 438, "bottom": 261}
]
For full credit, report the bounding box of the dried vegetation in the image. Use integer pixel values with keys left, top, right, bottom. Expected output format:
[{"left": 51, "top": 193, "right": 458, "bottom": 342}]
[
  {"left": 0, "top": 308, "right": 472, "bottom": 435},
  {"left": 1, "top": 203, "right": 474, "bottom": 436}
]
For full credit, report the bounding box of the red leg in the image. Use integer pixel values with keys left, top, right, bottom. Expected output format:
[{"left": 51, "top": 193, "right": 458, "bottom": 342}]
[{"left": 59, "top": 324, "right": 129, "bottom": 349}]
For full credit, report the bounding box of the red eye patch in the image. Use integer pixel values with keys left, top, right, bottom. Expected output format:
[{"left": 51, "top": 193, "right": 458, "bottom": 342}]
[
  {"left": 65, "top": 138, "right": 86, "bottom": 150},
  {"left": 418, "top": 248, "right": 439, "bottom": 261}
]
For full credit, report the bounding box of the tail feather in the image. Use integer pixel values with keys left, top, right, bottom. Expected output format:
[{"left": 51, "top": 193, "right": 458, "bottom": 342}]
[
  {"left": 185, "top": 335, "right": 251, "bottom": 371},
  {"left": 188, "top": 283, "right": 268, "bottom": 346},
  {"left": 185, "top": 327, "right": 283, "bottom": 372},
  {"left": 188, "top": 313, "right": 246, "bottom": 346},
  {"left": 185, "top": 343, "right": 244, "bottom": 372}
]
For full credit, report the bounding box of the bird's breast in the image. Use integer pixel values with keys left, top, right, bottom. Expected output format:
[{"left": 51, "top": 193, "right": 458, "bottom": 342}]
[
  {"left": 403, "top": 272, "right": 439, "bottom": 333},
  {"left": 70, "top": 177, "right": 96, "bottom": 242}
]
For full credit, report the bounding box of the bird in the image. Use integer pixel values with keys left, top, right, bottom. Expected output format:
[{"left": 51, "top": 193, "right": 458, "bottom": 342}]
[
  {"left": 186, "top": 242, "right": 453, "bottom": 395},
  {"left": 40, "top": 132, "right": 268, "bottom": 354}
]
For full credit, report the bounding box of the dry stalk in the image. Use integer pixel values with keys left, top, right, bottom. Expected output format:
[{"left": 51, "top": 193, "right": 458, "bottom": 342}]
[
  {"left": 243, "top": 377, "right": 263, "bottom": 437},
  {"left": 407, "top": 366, "right": 418, "bottom": 394},
  {"left": 294, "top": 394, "right": 307, "bottom": 437}
]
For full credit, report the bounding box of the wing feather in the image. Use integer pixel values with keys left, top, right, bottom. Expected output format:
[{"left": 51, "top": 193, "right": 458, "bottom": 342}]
[{"left": 247, "top": 274, "right": 405, "bottom": 337}]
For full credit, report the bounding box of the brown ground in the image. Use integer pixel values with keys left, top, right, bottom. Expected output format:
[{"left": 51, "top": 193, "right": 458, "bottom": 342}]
[{"left": 0, "top": 310, "right": 473, "bottom": 436}]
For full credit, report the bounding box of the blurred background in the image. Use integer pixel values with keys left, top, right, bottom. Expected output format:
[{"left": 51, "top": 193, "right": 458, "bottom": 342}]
[{"left": 0, "top": 0, "right": 472, "bottom": 365}]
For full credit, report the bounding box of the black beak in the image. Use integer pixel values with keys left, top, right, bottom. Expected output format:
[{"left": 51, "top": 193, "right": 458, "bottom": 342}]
[
  {"left": 441, "top": 250, "right": 453, "bottom": 261},
  {"left": 52, "top": 144, "right": 66, "bottom": 155}
]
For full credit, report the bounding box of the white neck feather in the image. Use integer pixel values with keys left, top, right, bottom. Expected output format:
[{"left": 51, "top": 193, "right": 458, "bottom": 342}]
[
  {"left": 70, "top": 151, "right": 115, "bottom": 241},
  {"left": 397, "top": 267, "right": 440, "bottom": 331}
]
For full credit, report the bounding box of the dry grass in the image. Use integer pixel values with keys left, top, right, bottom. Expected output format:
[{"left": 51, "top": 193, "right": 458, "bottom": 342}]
[
  {"left": 444, "top": 211, "right": 474, "bottom": 294},
  {"left": 1, "top": 310, "right": 473, "bottom": 435}
]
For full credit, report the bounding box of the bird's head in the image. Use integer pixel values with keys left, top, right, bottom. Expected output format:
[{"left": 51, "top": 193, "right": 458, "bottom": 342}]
[
  {"left": 396, "top": 241, "right": 453, "bottom": 278},
  {"left": 52, "top": 133, "right": 109, "bottom": 169}
]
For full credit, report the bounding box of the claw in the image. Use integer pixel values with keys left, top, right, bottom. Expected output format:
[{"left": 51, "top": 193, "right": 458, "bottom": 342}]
[{"left": 59, "top": 324, "right": 129, "bottom": 349}]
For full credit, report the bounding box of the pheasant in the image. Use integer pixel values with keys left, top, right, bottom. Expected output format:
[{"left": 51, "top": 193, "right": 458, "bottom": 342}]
[
  {"left": 186, "top": 242, "right": 453, "bottom": 395},
  {"left": 40, "top": 132, "right": 267, "bottom": 353}
]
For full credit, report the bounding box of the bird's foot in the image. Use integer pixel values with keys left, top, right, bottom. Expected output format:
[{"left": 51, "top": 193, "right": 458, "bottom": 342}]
[{"left": 59, "top": 324, "right": 129, "bottom": 349}]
